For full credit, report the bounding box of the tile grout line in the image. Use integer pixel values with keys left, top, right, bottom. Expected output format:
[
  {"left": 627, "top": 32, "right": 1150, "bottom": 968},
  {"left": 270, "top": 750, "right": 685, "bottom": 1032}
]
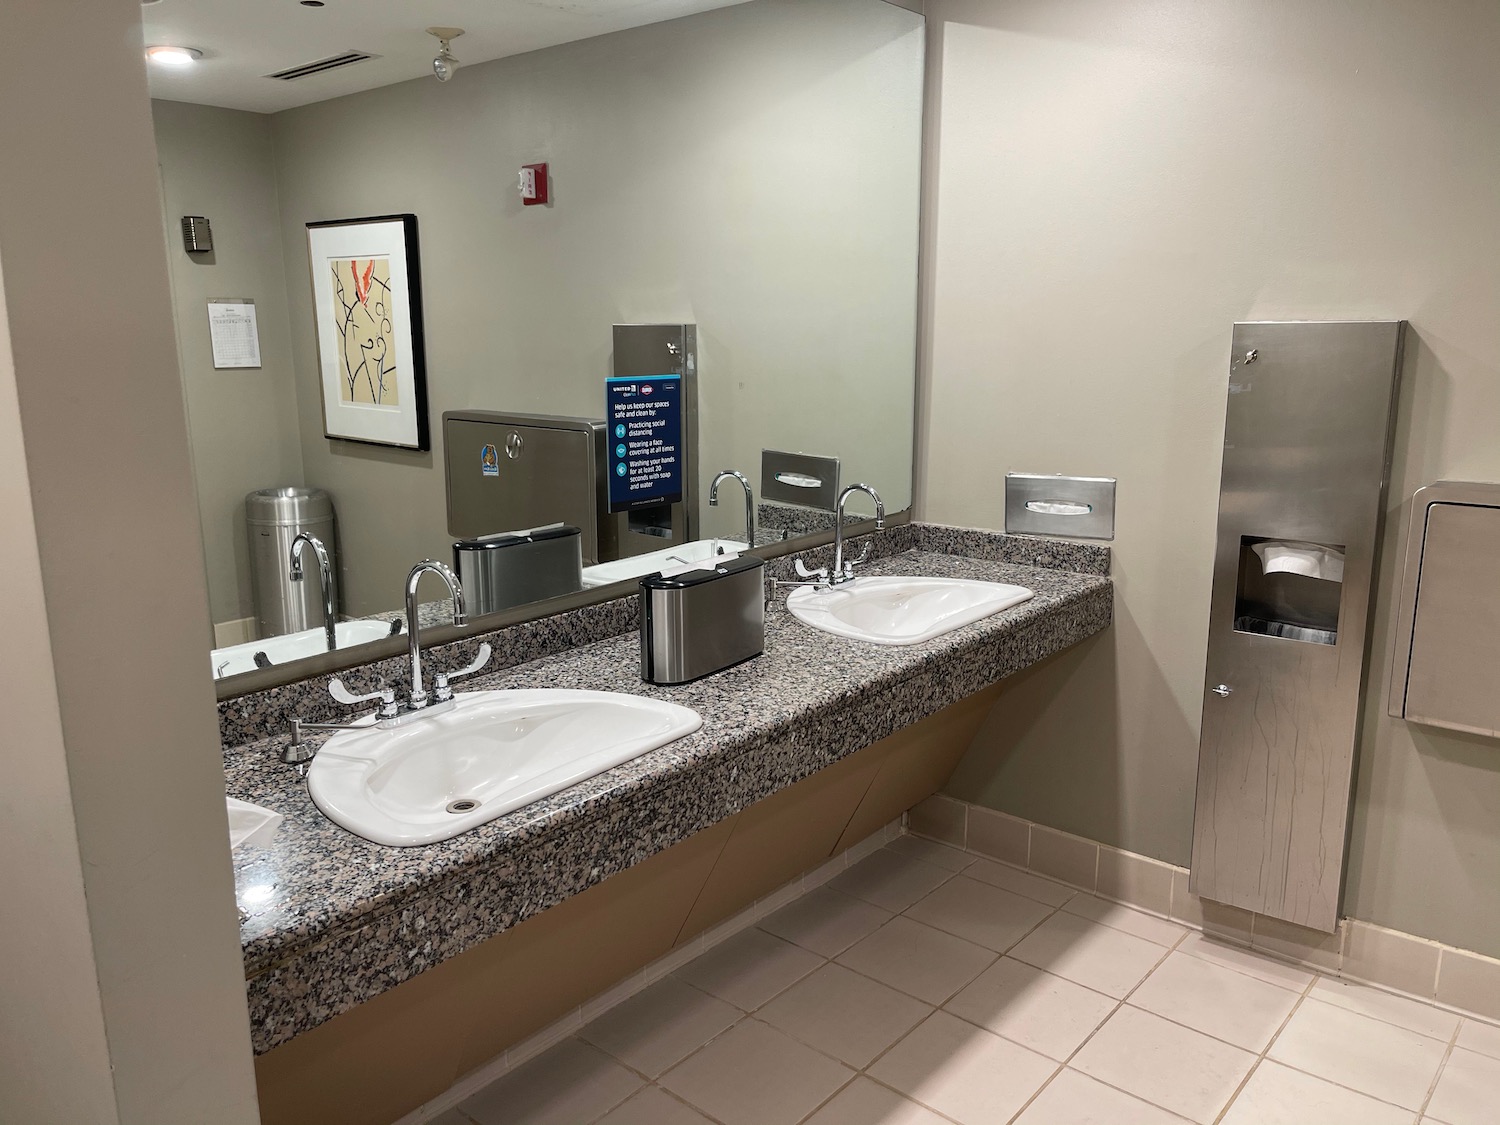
[
  {"left": 1207, "top": 967, "right": 1318, "bottom": 1125},
  {"left": 999, "top": 924, "right": 1191, "bottom": 1124},
  {"left": 1415, "top": 1019, "right": 1463, "bottom": 1122}
]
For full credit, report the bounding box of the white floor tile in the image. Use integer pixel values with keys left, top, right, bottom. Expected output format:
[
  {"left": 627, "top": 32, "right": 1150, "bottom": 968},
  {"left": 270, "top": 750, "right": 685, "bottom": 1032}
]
[
  {"left": 885, "top": 835, "right": 977, "bottom": 872},
  {"left": 945, "top": 956, "right": 1118, "bottom": 1061},
  {"left": 594, "top": 1085, "right": 716, "bottom": 1125},
  {"left": 659, "top": 1019, "right": 853, "bottom": 1125},
  {"left": 965, "top": 857, "right": 1077, "bottom": 907},
  {"left": 831, "top": 849, "right": 956, "bottom": 912},
  {"left": 759, "top": 885, "right": 892, "bottom": 958},
  {"left": 1219, "top": 1060, "right": 1412, "bottom": 1125},
  {"left": 1176, "top": 931, "right": 1314, "bottom": 991},
  {"left": 837, "top": 915, "right": 996, "bottom": 1004},
  {"left": 904, "top": 874, "right": 1054, "bottom": 952},
  {"left": 1013, "top": 1068, "right": 1193, "bottom": 1124},
  {"left": 869, "top": 1010, "right": 1058, "bottom": 1125},
  {"left": 1062, "top": 893, "right": 1188, "bottom": 947},
  {"left": 757, "top": 962, "right": 931, "bottom": 1068},
  {"left": 1426, "top": 1047, "right": 1500, "bottom": 1125},
  {"left": 1131, "top": 951, "right": 1300, "bottom": 1050},
  {"left": 1457, "top": 1017, "right": 1500, "bottom": 1060},
  {"left": 460, "top": 1039, "right": 642, "bottom": 1125},
  {"left": 1268, "top": 998, "right": 1449, "bottom": 1111},
  {"left": 1072, "top": 1005, "right": 1256, "bottom": 1124},
  {"left": 1311, "top": 976, "right": 1461, "bottom": 1040},
  {"left": 1010, "top": 912, "right": 1167, "bottom": 999},
  {"left": 674, "top": 927, "right": 823, "bottom": 1011},
  {"left": 579, "top": 978, "right": 740, "bottom": 1078},
  {"left": 803, "top": 1075, "right": 953, "bottom": 1125}
]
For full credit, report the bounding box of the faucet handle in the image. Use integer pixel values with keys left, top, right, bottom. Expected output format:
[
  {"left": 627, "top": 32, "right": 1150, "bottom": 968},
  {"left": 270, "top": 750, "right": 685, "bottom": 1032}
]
[
  {"left": 329, "top": 678, "right": 399, "bottom": 718},
  {"left": 433, "top": 642, "right": 492, "bottom": 703},
  {"left": 794, "top": 557, "right": 829, "bottom": 581}
]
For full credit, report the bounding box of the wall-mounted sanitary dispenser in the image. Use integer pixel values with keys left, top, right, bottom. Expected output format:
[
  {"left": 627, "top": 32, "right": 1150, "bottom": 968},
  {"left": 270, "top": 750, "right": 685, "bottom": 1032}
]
[
  {"left": 1189, "top": 321, "right": 1405, "bottom": 934},
  {"left": 1388, "top": 481, "right": 1500, "bottom": 738}
]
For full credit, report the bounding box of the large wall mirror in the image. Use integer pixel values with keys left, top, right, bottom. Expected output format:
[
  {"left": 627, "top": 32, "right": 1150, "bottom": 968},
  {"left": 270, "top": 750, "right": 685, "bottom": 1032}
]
[{"left": 147, "top": 0, "right": 924, "bottom": 695}]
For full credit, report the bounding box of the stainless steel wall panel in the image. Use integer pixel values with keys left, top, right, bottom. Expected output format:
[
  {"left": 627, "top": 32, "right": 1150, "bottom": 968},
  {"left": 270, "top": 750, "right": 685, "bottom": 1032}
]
[{"left": 1189, "top": 321, "right": 1404, "bottom": 933}]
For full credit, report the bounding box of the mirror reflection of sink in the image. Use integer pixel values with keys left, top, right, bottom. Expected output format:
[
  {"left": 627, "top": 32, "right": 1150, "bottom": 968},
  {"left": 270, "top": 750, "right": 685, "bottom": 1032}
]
[
  {"left": 785, "top": 575, "right": 1034, "bottom": 646},
  {"left": 307, "top": 689, "right": 703, "bottom": 846},
  {"left": 211, "top": 619, "right": 398, "bottom": 679},
  {"left": 581, "top": 538, "right": 748, "bottom": 589}
]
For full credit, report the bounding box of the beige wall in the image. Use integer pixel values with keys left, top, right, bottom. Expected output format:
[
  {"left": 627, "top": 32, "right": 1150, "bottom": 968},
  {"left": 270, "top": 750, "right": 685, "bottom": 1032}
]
[
  {"left": 154, "top": 100, "right": 305, "bottom": 629},
  {"left": 264, "top": 0, "right": 920, "bottom": 615},
  {"left": 922, "top": 0, "right": 1500, "bottom": 956},
  {"left": 0, "top": 0, "right": 261, "bottom": 1119}
]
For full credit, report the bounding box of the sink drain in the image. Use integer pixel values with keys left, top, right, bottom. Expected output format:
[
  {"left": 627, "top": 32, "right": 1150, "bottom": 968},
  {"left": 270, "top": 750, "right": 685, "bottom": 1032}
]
[{"left": 446, "top": 798, "right": 481, "bottom": 814}]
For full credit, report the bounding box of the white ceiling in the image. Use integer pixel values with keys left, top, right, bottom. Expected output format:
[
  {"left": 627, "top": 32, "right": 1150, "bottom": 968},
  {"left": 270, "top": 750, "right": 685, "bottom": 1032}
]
[{"left": 141, "top": 0, "right": 755, "bottom": 114}]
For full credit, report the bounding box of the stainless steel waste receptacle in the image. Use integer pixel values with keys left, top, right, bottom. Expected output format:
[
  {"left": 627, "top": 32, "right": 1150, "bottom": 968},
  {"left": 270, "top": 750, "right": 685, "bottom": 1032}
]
[{"left": 247, "top": 487, "right": 339, "bottom": 640}]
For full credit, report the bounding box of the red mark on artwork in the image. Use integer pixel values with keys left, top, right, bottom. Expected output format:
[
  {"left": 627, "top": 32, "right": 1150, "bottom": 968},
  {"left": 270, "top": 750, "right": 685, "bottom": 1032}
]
[{"left": 351, "top": 259, "right": 375, "bottom": 306}]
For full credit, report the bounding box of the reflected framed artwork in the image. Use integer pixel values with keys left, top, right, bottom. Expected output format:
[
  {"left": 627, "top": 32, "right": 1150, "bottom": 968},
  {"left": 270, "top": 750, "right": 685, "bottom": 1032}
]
[{"left": 306, "top": 214, "right": 429, "bottom": 450}]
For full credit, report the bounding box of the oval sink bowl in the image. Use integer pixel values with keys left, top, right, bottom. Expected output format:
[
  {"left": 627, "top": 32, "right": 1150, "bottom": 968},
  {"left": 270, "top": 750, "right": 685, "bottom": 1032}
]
[
  {"left": 786, "top": 575, "right": 1034, "bottom": 646},
  {"left": 307, "top": 689, "right": 703, "bottom": 846}
]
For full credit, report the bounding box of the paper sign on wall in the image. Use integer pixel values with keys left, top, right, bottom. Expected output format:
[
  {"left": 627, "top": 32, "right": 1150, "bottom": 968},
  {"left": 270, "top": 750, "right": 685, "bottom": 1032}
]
[{"left": 207, "top": 299, "right": 262, "bottom": 369}]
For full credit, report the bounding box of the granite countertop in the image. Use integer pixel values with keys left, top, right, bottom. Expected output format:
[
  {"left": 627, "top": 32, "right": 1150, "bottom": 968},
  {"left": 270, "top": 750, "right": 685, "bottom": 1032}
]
[{"left": 227, "top": 537, "right": 1111, "bottom": 1053}]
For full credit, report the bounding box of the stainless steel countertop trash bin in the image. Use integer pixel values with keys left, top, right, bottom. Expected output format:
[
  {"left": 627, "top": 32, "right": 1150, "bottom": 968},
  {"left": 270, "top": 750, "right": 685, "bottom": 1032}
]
[{"left": 246, "top": 486, "right": 339, "bottom": 642}]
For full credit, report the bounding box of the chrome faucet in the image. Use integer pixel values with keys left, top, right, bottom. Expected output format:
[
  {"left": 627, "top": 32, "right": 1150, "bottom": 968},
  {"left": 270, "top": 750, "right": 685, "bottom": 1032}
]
[
  {"left": 709, "top": 469, "right": 755, "bottom": 549},
  {"left": 830, "top": 482, "right": 885, "bottom": 584},
  {"left": 405, "top": 560, "right": 467, "bottom": 710},
  {"left": 776, "top": 482, "right": 887, "bottom": 603},
  {"left": 289, "top": 532, "right": 337, "bottom": 652}
]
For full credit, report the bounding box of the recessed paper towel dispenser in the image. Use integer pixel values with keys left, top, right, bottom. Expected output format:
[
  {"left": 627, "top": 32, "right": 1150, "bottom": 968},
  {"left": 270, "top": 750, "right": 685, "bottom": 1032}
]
[
  {"left": 1388, "top": 481, "right": 1500, "bottom": 738},
  {"left": 1189, "top": 321, "right": 1405, "bottom": 934}
]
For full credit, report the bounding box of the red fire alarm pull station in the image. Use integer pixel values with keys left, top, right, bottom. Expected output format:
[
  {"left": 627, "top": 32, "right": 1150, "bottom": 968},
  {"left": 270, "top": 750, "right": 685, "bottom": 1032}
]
[{"left": 519, "top": 163, "right": 549, "bottom": 206}]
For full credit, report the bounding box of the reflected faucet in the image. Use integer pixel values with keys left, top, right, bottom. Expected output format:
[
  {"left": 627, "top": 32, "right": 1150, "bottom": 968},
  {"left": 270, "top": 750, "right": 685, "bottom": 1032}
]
[
  {"left": 405, "top": 560, "right": 467, "bottom": 710},
  {"left": 830, "top": 482, "right": 885, "bottom": 585},
  {"left": 709, "top": 469, "right": 755, "bottom": 549},
  {"left": 289, "top": 532, "right": 337, "bottom": 652}
]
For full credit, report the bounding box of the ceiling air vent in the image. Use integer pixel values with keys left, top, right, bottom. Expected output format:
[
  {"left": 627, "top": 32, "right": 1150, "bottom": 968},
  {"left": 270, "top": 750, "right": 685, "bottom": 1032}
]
[{"left": 267, "top": 51, "right": 377, "bottom": 81}]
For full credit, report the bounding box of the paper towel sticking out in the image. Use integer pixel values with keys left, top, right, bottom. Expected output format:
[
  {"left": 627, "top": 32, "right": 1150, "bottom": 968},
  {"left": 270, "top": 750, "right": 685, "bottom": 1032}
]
[
  {"left": 1252, "top": 540, "right": 1345, "bottom": 583},
  {"left": 227, "top": 797, "right": 283, "bottom": 852}
]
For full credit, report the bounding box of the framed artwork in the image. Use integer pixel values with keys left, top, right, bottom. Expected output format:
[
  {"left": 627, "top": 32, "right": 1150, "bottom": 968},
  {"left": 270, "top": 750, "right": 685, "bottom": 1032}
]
[{"left": 306, "top": 214, "right": 429, "bottom": 450}]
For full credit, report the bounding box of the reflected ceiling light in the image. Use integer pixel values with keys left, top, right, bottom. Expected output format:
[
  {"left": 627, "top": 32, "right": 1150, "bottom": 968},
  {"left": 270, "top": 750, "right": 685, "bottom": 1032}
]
[
  {"left": 427, "top": 26, "right": 464, "bottom": 83},
  {"left": 146, "top": 45, "right": 203, "bottom": 66}
]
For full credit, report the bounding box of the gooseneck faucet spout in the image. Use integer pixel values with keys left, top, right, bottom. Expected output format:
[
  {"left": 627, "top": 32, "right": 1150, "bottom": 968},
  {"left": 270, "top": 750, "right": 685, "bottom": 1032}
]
[
  {"left": 290, "top": 532, "right": 337, "bottom": 652},
  {"left": 709, "top": 469, "right": 755, "bottom": 549},
  {"left": 831, "top": 482, "right": 885, "bottom": 585},
  {"left": 405, "top": 560, "right": 466, "bottom": 710}
]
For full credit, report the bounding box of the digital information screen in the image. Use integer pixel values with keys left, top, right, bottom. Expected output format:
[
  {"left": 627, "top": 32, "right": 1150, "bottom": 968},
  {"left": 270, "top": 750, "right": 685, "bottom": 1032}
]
[{"left": 606, "top": 373, "right": 683, "bottom": 512}]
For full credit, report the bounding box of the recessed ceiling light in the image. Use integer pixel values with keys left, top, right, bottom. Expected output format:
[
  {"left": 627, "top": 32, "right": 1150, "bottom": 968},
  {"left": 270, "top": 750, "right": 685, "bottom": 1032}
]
[{"left": 146, "top": 45, "right": 203, "bottom": 66}]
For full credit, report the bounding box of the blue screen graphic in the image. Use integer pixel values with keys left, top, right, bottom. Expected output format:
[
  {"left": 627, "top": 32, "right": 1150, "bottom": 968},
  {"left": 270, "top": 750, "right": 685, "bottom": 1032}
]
[{"left": 606, "top": 374, "right": 683, "bottom": 512}]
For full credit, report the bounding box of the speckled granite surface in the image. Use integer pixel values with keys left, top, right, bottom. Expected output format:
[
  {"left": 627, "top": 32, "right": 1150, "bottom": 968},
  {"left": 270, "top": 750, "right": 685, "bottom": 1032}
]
[{"left": 226, "top": 533, "right": 1111, "bottom": 1053}]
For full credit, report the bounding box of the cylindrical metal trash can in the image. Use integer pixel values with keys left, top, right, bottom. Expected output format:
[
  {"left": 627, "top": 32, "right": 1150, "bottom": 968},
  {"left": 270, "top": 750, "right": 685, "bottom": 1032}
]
[{"left": 246, "top": 487, "right": 339, "bottom": 640}]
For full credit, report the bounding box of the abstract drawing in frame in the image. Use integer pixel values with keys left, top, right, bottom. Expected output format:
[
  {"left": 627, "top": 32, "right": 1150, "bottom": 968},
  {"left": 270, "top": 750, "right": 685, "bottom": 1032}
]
[{"left": 306, "top": 214, "right": 429, "bottom": 450}]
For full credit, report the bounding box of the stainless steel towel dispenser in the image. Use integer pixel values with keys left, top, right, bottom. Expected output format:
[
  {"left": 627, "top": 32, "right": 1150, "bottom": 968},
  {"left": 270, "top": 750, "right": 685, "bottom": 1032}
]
[
  {"left": 1388, "top": 481, "right": 1500, "bottom": 738},
  {"left": 640, "top": 555, "right": 764, "bottom": 686},
  {"left": 1189, "top": 321, "right": 1405, "bottom": 934}
]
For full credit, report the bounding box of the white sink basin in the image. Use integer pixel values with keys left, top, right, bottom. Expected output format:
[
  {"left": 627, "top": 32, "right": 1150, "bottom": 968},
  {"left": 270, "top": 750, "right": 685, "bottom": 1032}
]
[
  {"left": 581, "top": 538, "right": 748, "bottom": 588},
  {"left": 786, "top": 575, "right": 1034, "bottom": 646},
  {"left": 211, "top": 619, "right": 398, "bottom": 679},
  {"left": 306, "top": 689, "right": 703, "bottom": 846}
]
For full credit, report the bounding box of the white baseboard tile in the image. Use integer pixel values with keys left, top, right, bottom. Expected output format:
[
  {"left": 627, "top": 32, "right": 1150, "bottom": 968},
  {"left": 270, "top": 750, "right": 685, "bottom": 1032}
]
[
  {"left": 392, "top": 817, "right": 904, "bottom": 1125},
  {"left": 908, "top": 793, "right": 1500, "bottom": 1028}
]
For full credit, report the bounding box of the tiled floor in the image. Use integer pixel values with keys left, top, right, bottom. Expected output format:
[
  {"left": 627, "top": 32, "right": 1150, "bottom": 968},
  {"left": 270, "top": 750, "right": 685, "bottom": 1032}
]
[{"left": 438, "top": 836, "right": 1500, "bottom": 1125}]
